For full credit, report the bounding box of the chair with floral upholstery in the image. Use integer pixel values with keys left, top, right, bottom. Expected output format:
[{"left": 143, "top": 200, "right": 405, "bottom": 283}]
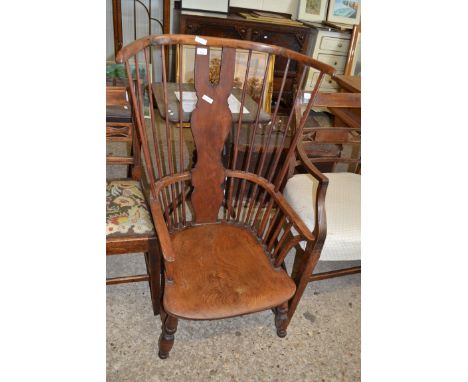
[{"left": 106, "top": 86, "right": 160, "bottom": 315}]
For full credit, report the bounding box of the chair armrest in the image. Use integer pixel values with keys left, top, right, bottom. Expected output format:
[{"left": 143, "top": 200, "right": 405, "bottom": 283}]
[
  {"left": 225, "top": 169, "right": 315, "bottom": 242},
  {"left": 148, "top": 195, "right": 176, "bottom": 280},
  {"left": 296, "top": 142, "right": 329, "bottom": 183},
  {"left": 295, "top": 142, "right": 329, "bottom": 245}
]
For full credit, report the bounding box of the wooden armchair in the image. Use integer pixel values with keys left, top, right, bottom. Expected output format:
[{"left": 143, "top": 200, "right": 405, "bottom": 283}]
[
  {"left": 116, "top": 34, "right": 336, "bottom": 358},
  {"left": 106, "top": 86, "right": 160, "bottom": 316},
  {"left": 283, "top": 122, "right": 361, "bottom": 313}
]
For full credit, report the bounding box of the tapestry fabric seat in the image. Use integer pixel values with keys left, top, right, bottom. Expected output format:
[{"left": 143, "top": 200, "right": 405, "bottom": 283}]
[{"left": 106, "top": 180, "right": 155, "bottom": 237}]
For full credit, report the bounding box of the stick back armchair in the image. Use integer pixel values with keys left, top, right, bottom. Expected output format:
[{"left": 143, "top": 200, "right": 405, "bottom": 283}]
[{"left": 116, "top": 34, "right": 336, "bottom": 358}]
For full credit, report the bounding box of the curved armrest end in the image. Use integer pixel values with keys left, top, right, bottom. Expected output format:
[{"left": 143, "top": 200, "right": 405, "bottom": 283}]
[{"left": 148, "top": 196, "right": 176, "bottom": 277}]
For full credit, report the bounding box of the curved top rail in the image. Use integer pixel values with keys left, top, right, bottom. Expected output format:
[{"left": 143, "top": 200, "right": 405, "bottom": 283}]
[{"left": 116, "top": 34, "right": 336, "bottom": 76}]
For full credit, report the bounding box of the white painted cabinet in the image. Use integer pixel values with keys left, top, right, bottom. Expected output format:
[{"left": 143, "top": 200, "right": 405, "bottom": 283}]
[{"left": 305, "top": 25, "right": 351, "bottom": 92}]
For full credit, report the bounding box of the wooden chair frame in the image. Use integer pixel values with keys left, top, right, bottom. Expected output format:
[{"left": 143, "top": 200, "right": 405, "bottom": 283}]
[
  {"left": 116, "top": 34, "right": 337, "bottom": 358},
  {"left": 106, "top": 86, "right": 160, "bottom": 316},
  {"left": 288, "top": 124, "right": 361, "bottom": 294}
]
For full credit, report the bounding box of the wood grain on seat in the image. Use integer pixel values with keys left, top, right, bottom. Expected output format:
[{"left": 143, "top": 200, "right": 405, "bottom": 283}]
[{"left": 164, "top": 223, "right": 296, "bottom": 320}]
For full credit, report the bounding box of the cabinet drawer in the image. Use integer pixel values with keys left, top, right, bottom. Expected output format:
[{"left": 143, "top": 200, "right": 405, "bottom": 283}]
[
  {"left": 306, "top": 70, "right": 340, "bottom": 91},
  {"left": 317, "top": 53, "right": 347, "bottom": 72},
  {"left": 319, "top": 36, "right": 350, "bottom": 53},
  {"left": 251, "top": 29, "right": 305, "bottom": 53}
]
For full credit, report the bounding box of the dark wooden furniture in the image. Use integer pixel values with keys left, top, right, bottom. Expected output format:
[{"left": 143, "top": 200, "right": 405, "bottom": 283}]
[
  {"left": 178, "top": 10, "right": 310, "bottom": 108},
  {"left": 106, "top": 86, "right": 160, "bottom": 316},
  {"left": 334, "top": 74, "right": 361, "bottom": 93},
  {"left": 116, "top": 34, "right": 336, "bottom": 358},
  {"left": 329, "top": 74, "right": 361, "bottom": 130}
]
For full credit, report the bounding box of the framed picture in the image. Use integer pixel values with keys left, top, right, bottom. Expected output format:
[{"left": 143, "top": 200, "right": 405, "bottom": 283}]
[
  {"left": 297, "top": 0, "right": 328, "bottom": 23},
  {"left": 176, "top": 46, "right": 275, "bottom": 112},
  {"left": 327, "top": 0, "right": 360, "bottom": 25}
]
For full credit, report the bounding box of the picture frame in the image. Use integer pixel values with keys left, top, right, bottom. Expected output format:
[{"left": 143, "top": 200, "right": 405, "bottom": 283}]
[
  {"left": 327, "top": 0, "right": 360, "bottom": 26},
  {"left": 297, "top": 0, "right": 328, "bottom": 23},
  {"left": 176, "top": 46, "right": 275, "bottom": 112}
]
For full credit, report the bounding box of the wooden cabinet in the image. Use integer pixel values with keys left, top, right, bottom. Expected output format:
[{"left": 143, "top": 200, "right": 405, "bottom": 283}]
[
  {"left": 179, "top": 10, "right": 310, "bottom": 108},
  {"left": 304, "top": 25, "right": 351, "bottom": 93}
]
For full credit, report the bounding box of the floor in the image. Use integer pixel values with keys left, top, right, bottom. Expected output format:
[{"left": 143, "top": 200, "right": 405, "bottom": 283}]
[{"left": 107, "top": 112, "right": 360, "bottom": 381}]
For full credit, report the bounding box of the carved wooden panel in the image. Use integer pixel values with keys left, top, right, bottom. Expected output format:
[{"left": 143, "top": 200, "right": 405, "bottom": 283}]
[
  {"left": 106, "top": 122, "right": 133, "bottom": 142},
  {"left": 190, "top": 47, "right": 236, "bottom": 224}
]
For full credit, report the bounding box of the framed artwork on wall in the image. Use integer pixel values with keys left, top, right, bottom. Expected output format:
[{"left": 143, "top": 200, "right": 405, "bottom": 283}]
[
  {"left": 327, "top": 0, "right": 360, "bottom": 25},
  {"left": 176, "top": 46, "right": 275, "bottom": 112},
  {"left": 297, "top": 0, "right": 328, "bottom": 23}
]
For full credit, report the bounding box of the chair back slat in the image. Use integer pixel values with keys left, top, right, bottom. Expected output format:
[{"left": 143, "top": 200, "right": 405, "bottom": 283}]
[{"left": 106, "top": 86, "right": 140, "bottom": 176}]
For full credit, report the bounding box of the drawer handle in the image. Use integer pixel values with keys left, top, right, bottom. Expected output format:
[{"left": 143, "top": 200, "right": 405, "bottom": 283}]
[
  {"left": 334, "top": 61, "right": 338, "bottom": 66},
  {"left": 338, "top": 43, "right": 343, "bottom": 48},
  {"left": 240, "top": 28, "right": 246, "bottom": 33},
  {"left": 264, "top": 35, "right": 268, "bottom": 39}
]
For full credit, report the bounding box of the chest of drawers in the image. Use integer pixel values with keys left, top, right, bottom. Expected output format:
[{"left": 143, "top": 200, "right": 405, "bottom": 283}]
[{"left": 304, "top": 25, "right": 352, "bottom": 92}]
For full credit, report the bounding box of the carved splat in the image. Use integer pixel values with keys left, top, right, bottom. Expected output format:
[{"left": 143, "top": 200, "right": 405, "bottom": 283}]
[{"left": 190, "top": 47, "right": 236, "bottom": 224}]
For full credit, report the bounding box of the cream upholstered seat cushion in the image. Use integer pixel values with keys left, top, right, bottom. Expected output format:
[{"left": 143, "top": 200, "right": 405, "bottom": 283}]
[{"left": 283, "top": 172, "right": 361, "bottom": 261}]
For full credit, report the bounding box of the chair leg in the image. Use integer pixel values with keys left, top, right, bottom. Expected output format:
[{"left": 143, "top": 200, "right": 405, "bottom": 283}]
[
  {"left": 158, "top": 313, "right": 178, "bottom": 359},
  {"left": 146, "top": 238, "right": 161, "bottom": 316},
  {"left": 287, "top": 242, "right": 322, "bottom": 323},
  {"left": 274, "top": 301, "right": 289, "bottom": 338},
  {"left": 291, "top": 243, "right": 305, "bottom": 281}
]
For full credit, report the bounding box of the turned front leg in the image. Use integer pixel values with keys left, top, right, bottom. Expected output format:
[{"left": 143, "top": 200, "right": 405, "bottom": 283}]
[
  {"left": 275, "top": 301, "right": 289, "bottom": 338},
  {"left": 158, "top": 314, "right": 178, "bottom": 359}
]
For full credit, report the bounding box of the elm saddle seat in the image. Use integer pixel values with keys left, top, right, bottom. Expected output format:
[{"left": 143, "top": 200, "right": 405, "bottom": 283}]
[{"left": 165, "top": 224, "right": 296, "bottom": 320}]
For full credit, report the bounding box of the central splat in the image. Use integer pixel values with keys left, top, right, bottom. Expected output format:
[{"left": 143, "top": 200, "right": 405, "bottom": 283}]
[{"left": 190, "top": 47, "right": 236, "bottom": 223}]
